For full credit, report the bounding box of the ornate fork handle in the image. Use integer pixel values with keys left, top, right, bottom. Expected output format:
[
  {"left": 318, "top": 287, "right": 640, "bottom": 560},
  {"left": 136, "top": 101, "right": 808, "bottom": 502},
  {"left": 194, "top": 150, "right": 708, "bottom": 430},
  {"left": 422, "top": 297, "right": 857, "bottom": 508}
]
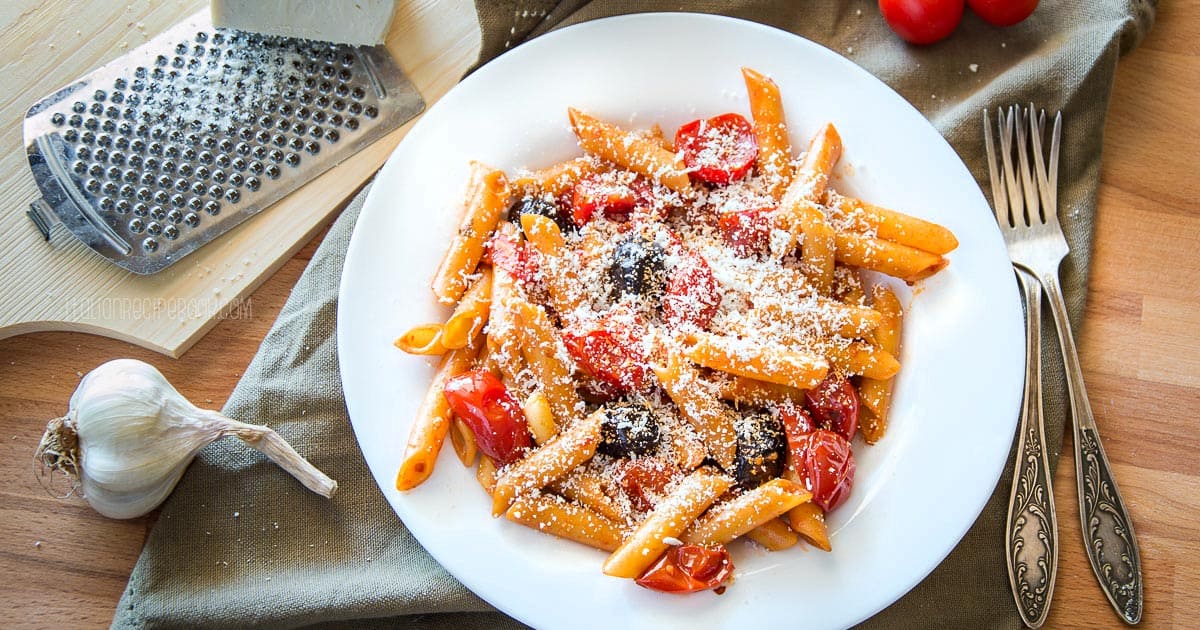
[
  {"left": 1006, "top": 268, "right": 1059, "bottom": 629},
  {"left": 1040, "top": 271, "right": 1144, "bottom": 624}
]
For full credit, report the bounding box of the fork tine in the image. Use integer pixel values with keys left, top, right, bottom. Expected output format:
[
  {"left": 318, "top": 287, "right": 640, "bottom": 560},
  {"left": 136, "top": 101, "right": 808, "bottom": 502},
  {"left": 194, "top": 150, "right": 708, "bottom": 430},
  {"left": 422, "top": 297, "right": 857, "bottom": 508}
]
[
  {"left": 1014, "top": 106, "right": 1039, "bottom": 227},
  {"left": 1030, "top": 106, "right": 1052, "bottom": 223},
  {"left": 999, "top": 106, "right": 1024, "bottom": 228},
  {"left": 1048, "top": 112, "right": 1061, "bottom": 215},
  {"left": 983, "top": 108, "right": 1010, "bottom": 227}
]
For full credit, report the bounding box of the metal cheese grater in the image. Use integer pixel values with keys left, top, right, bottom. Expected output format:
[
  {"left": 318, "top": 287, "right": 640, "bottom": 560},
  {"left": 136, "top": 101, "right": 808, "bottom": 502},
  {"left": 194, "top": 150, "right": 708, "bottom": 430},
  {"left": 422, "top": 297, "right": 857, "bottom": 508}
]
[{"left": 23, "top": 10, "right": 424, "bottom": 274}]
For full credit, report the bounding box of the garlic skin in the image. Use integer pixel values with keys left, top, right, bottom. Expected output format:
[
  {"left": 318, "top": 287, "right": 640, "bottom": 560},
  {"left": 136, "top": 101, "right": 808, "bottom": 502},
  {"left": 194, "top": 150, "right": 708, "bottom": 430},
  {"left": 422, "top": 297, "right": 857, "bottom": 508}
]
[{"left": 36, "top": 359, "right": 336, "bottom": 519}]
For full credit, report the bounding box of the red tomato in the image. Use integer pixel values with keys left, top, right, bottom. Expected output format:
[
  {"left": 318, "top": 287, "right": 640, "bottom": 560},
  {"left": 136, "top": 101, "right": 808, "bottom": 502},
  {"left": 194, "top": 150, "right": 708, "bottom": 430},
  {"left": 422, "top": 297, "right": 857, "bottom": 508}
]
[
  {"left": 616, "top": 458, "right": 680, "bottom": 512},
  {"left": 662, "top": 252, "right": 721, "bottom": 329},
  {"left": 675, "top": 113, "right": 758, "bottom": 185},
  {"left": 562, "top": 326, "right": 652, "bottom": 394},
  {"left": 804, "top": 371, "right": 860, "bottom": 441},
  {"left": 485, "top": 231, "right": 539, "bottom": 285},
  {"left": 570, "top": 174, "right": 636, "bottom": 225},
  {"left": 968, "top": 0, "right": 1037, "bottom": 26},
  {"left": 778, "top": 401, "right": 816, "bottom": 444},
  {"left": 717, "top": 208, "right": 774, "bottom": 257},
  {"left": 636, "top": 544, "right": 735, "bottom": 594},
  {"left": 788, "top": 429, "right": 856, "bottom": 512},
  {"left": 879, "top": 0, "right": 965, "bottom": 45},
  {"left": 442, "top": 369, "right": 531, "bottom": 465}
]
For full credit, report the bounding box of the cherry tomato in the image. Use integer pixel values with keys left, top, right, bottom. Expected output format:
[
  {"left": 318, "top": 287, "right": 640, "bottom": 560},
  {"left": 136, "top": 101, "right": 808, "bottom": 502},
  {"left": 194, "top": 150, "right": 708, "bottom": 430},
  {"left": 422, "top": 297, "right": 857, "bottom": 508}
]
[
  {"left": 616, "top": 458, "right": 679, "bottom": 512},
  {"left": 442, "top": 369, "right": 531, "bottom": 465},
  {"left": 485, "top": 231, "right": 539, "bottom": 286},
  {"left": 636, "top": 544, "right": 735, "bottom": 594},
  {"left": 562, "top": 325, "right": 652, "bottom": 394},
  {"left": 878, "top": 0, "right": 965, "bottom": 45},
  {"left": 804, "top": 371, "right": 860, "bottom": 441},
  {"left": 788, "top": 429, "right": 856, "bottom": 512},
  {"left": 717, "top": 208, "right": 774, "bottom": 257},
  {"left": 675, "top": 113, "right": 759, "bottom": 185},
  {"left": 570, "top": 173, "right": 636, "bottom": 226},
  {"left": 778, "top": 401, "right": 816, "bottom": 444},
  {"left": 662, "top": 252, "right": 721, "bottom": 329},
  {"left": 967, "top": 0, "right": 1037, "bottom": 26}
]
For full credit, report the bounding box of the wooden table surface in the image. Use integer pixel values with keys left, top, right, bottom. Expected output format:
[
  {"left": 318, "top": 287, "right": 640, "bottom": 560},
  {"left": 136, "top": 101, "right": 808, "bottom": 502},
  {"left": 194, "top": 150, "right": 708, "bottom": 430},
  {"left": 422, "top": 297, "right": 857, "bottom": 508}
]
[{"left": 1, "top": 2, "right": 1196, "bottom": 629}]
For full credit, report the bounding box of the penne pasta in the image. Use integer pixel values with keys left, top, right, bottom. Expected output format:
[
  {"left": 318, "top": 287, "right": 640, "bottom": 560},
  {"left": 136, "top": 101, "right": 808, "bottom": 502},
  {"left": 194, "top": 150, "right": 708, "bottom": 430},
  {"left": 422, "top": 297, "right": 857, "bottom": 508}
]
[
  {"left": 746, "top": 518, "right": 801, "bottom": 551},
  {"left": 522, "top": 390, "right": 559, "bottom": 445},
  {"left": 602, "top": 467, "right": 734, "bottom": 578},
  {"left": 783, "top": 123, "right": 842, "bottom": 205},
  {"left": 828, "top": 193, "right": 959, "bottom": 255},
  {"left": 550, "top": 470, "right": 624, "bottom": 523},
  {"left": 491, "top": 409, "right": 604, "bottom": 515},
  {"left": 393, "top": 323, "right": 447, "bottom": 355},
  {"left": 834, "top": 231, "right": 949, "bottom": 283},
  {"left": 716, "top": 375, "right": 807, "bottom": 407},
  {"left": 510, "top": 298, "right": 583, "bottom": 424},
  {"left": 512, "top": 156, "right": 603, "bottom": 198},
  {"left": 477, "top": 455, "right": 498, "bottom": 496},
  {"left": 742, "top": 67, "right": 793, "bottom": 199},
  {"left": 442, "top": 268, "right": 494, "bottom": 350},
  {"left": 826, "top": 340, "right": 901, "bottom": 380},
  {"left": 431, "top": 162, "right": 510, "bottom": 305},
  {"left": 396, "top": 337, "right": 481, "bottom": 491},
  {"left": 776, "top": 199, "right": 835, "bottom": 293},
  {"left": 448, "top": 417, "right": 478, "bottom": 467},
  {"left": 684, "top": 331, "right": 829, "bottom": 391},
  {"left": 506, "top": 493, "right": 625, "bottom": 552},
  {"left": 568, "top": 108, "right": 693, "bottom": 195},
  {"left": 520, "top": 214, "right": 581, "bottom": 316},
  {"left": 859, "top": 285, "right": 903, "bottom": 443},
  {"left": 787, "top": 501, "right": 832, "bottom": 552},
  {"left": 682, "top": 478, "right": 812, "bottom": 546},
  {"left": 652, "top": 350, "right": 737, "bottom": 470}
]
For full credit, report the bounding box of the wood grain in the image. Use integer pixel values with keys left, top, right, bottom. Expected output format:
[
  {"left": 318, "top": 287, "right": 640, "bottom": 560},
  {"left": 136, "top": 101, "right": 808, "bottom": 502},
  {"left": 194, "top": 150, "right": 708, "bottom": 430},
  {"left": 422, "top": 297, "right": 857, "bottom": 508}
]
[
  {"left": 0, "top": 0, "right": 477, "bottom": 357},
  {"left": 1, "top": 1, "right": 1198, "bottom": 629}
]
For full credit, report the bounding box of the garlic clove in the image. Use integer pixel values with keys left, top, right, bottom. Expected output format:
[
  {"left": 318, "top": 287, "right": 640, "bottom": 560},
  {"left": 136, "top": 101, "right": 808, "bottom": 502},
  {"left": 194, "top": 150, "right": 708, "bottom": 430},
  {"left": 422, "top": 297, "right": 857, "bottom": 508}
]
[{"left": 35, "top": 359, "right": 336, "bottom": 519}]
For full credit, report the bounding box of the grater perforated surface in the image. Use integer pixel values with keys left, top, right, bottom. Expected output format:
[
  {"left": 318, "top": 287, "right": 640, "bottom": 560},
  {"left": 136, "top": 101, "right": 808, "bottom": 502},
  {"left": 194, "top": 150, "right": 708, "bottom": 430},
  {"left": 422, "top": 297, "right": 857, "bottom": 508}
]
[{"left": 23, "top": 10, "right": 423, "bottom": 274}]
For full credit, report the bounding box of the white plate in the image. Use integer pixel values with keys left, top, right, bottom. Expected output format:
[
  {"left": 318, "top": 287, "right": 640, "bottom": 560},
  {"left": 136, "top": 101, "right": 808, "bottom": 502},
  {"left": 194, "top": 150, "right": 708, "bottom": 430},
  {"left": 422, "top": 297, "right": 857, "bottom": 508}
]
[{"left": 338, "top": 13, "right": 1023, "bottom": 630}]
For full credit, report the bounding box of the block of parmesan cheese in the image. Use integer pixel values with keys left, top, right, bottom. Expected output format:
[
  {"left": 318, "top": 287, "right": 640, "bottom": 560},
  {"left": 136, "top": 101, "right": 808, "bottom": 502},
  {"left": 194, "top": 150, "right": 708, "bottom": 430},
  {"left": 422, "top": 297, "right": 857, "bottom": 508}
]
[{"left": 211, "top": 0, "right": 399, "bottom": 46}]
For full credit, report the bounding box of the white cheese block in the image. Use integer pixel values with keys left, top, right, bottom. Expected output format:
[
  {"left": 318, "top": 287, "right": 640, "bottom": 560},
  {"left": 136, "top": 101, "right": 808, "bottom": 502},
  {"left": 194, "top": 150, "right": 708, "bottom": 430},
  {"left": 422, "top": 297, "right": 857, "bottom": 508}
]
[{"left": 211, "top": 0, "right": 399, "bottom": 46}]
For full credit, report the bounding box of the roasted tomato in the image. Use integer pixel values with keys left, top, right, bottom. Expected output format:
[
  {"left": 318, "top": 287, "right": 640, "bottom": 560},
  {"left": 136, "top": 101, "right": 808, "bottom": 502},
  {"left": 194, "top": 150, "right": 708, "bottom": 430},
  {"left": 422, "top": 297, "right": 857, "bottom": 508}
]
[
  {"left": 878, "top": 0, "right": 965, "bottom": 45},
  {"left": 675, "top": 113, "right": 759, "bottom": 185},
  {"left": 571, "top": 173, "right": 637, "bottom": 225},
  {"left": 485, "top": 230, "right": 539, "bottom": 286},
  {"left": 662, "top": 252, "right": 721, "bottom": 329},
  {"left": 968, "top": 0, "right": 1037, "bottom": 26},
  {"left": 562, "top": 325, "right": 652, "bottom": 394},
  {"left": 615, "top": 457, "right": 679, "bottom": 512},
  {"left": 636, "top": 544, "right": 735, "bottom": 593},
  {"left": 442, "top": 369, "right": 531, "bottom": 465},
  {"left": 804, "top": 371, "right": 860, "bottom": 441},
  {"left": 787, "top": 429, "right": 856, "bottom": 512},
  {"left": 717, "top": 208, "right": 774, "bottom": 257}
]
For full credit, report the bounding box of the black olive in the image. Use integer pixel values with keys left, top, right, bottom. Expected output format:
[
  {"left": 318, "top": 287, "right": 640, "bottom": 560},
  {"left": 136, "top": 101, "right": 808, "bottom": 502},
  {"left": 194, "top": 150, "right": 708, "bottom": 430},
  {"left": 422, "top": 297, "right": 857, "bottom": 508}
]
[
  {"left": 609, "top": 230, "right": 666, "bottom": 300},
  {"left": 732, "top": 412, "right": 786, "bottom": 488},
  {"left": 597, "top": 402, "right": 660, "bottom": 458},
  {"left": 508, "top": 196, "right": 571, "bottom": 234}
]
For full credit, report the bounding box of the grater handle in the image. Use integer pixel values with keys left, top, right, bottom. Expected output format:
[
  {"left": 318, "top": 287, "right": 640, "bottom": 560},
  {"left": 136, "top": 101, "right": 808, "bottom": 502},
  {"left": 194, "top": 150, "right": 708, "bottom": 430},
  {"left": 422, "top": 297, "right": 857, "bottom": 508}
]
[{"left": 27, "top": 198, "right": 61, "bottom": 241}]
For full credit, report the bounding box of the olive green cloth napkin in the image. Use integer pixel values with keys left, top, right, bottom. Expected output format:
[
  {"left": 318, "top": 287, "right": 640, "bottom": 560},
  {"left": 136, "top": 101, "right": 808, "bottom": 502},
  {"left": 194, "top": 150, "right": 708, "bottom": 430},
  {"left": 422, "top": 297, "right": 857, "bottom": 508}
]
[{"left": 112, "top": 1, "right": 1154, "bottom": 628}]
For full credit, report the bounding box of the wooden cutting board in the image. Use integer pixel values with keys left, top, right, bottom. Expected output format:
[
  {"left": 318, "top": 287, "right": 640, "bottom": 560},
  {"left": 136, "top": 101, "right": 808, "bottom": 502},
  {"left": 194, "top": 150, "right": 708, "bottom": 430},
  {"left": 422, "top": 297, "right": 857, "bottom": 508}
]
[{"left": 0, "top": 0, "right": 480, "bottom": 357}]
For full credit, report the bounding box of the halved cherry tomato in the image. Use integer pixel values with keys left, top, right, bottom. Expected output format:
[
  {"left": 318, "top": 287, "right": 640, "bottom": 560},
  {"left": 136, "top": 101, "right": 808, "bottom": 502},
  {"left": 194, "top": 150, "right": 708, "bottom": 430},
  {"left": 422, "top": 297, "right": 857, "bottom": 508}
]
[
  {"left": 485, "top": 230, "right": 539, "bottom": 286},
  {"left": 616, "top": 458, "right": 680, "bottom": 512},
  {"left": 717, "top": 208, "right": 774, "bottom": 257},
  {"left": 562, "top": 325, "right": 652, "bottom": 394},
  {"left": 675, "top": 113, "right": 758, "bottom": 185},
  {"left": 442, "top": 369, "right": 531, "bottom": 465},
  {"left": 778, "top": 401, "right": 816, "bottom": 444},
  {"left": 570, "top": 173, "right": 636, "bottom": 225},
  {"left": 879, "top": 0, "right": 965, "bottom": 45},
  {"left": 967, "top": 0, "right": 1037, "bottom": 27},
  {"left": 804, "top": 371, "right": 860, "bottom": 441},
  {"left": 788, "top": 429, "right": 856, "bottom": 512},
  {"left": 636, "top": 544, "right": 734, "bottom": 594},
  {"left": 662, "top": 252, "right": 721, "bottom": 329}
]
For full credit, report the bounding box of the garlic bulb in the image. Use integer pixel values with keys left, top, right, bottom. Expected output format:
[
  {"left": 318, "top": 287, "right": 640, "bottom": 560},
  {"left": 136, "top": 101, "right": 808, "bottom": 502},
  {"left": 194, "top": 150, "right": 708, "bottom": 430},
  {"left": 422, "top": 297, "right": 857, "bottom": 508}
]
[{"left": 35, "top": 359, "right": 336, "bottom": 519}]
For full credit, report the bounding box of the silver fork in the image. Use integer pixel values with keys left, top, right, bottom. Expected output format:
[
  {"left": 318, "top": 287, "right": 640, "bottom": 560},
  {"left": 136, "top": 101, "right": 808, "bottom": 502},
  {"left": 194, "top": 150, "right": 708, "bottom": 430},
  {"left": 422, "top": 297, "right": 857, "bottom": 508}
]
[{"left": 986, "top": 105, "right": 1144, "bottom": 626}]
